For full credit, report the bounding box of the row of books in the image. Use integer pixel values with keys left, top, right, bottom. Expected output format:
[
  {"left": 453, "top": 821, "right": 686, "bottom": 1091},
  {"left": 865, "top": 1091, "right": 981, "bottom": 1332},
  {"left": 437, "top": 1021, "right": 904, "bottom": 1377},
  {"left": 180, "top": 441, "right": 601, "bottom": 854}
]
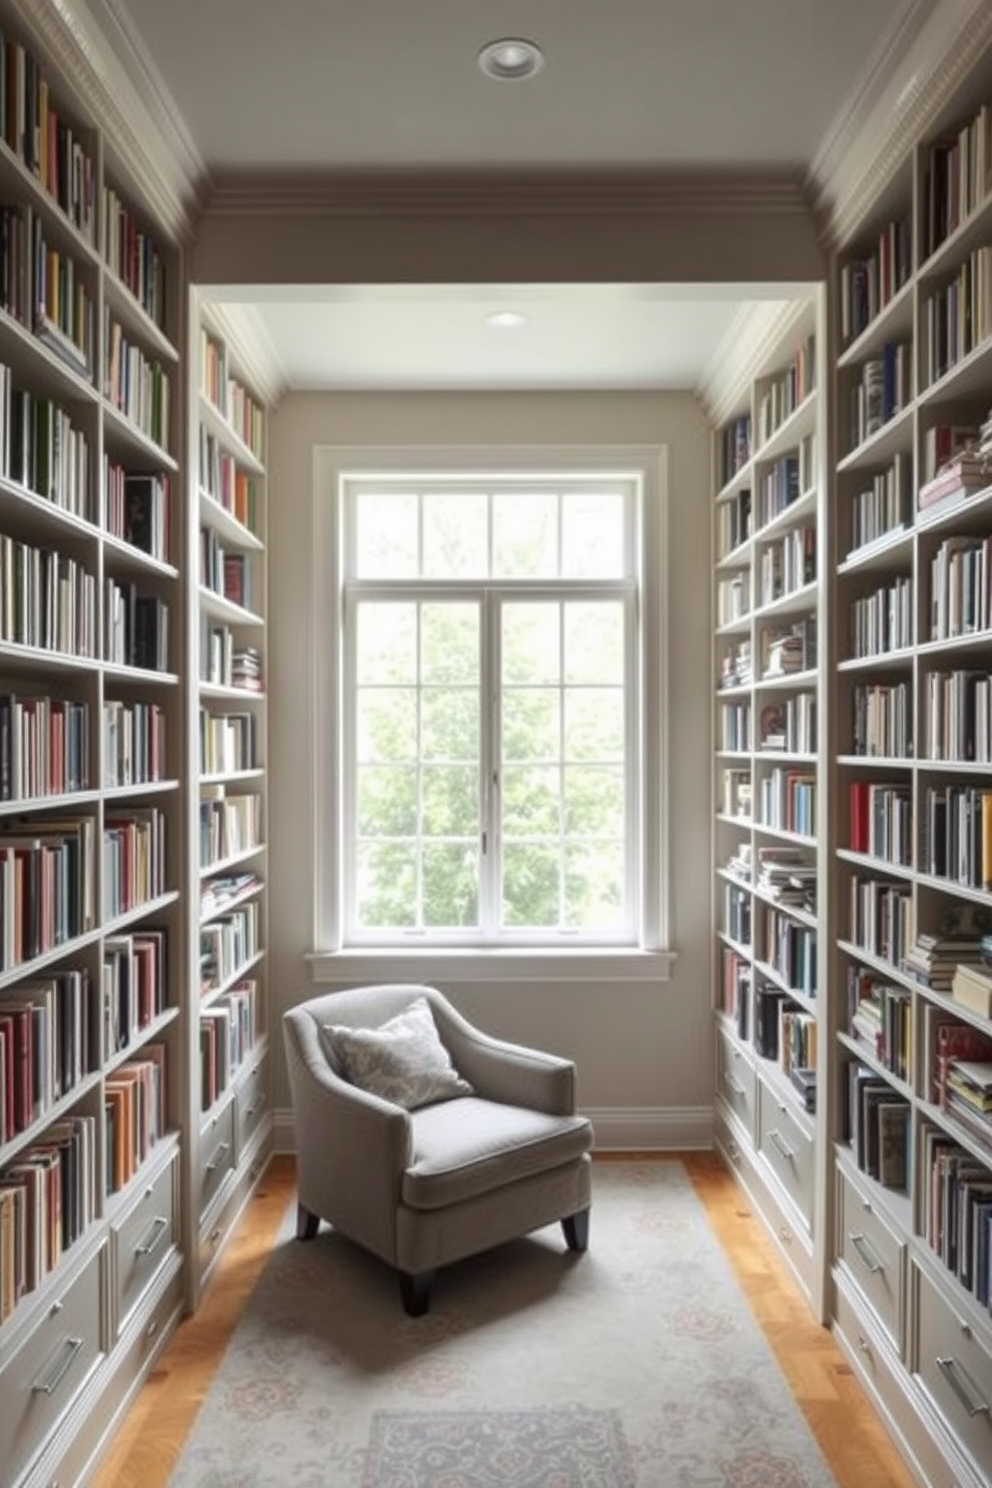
[
  {"left": 200, "top": 330, "right": 264, "bottom": 460},
  {"left": 0, "top": 369, "right": 91, "bottom": 517},
  {"left": 0, "top": 692, "right": 90, "bottom": 802},
  {"left": 757, "top": 526, "right": 815, "bottom": 607},
  {"left": 103, "top": 807, "right": 168, "bottom": 919},
  {"left": 846, "top": 1064, "right": 910, "bottom": 1190},
  {"left": 105, "top": 464, "right": 172, "bottom": 564},
  {"left": 104, "top": 579, "right": 169, "bottom": 673},
  {"left": 847, "top": 965, "right": 912, "bottom": 1082},
  {"left": 715, "top": 487, "right": 751, "bottom": 557},
  {"left": 847, "top": 450, "right": 911, "bottom": 557},
  {"left": 200, "top": 980, "right": 259, "bottom": 1111},
  {"left": 848, "top": 780, "right": 912, "bottom": 864},
  {"left": 0, "top": 532, "right": 97, "bottom": 657},
  {"left": 104, "top": 311, "right": 170, "bottom": 451},
  {"left": 920, "top": 247, "right": 992, "bottom": 386},
  {"left": 851, "top": 680, "right": 911, "bottom": 760},
  {"left": 199, "top": 789, "right": 261, "bottom": 867},
  {"left": 848, "top": 874, "right": 912, "bottom": 968},
  {"left": 103, "top": 929, "right": 168, "bottom": 1057},
  {"left": 922, "top": 1129, "right": 992, "bottom": 1308},
  {"left": 0, "top": 816, "right": 96, "bottom": 970},
  {"left": 840, "top": 214, "right": 912, "bottom": 346},
  {"left": 0, "top": 202, "right": 94, "bottom": 377},
  {"left": 199, "top": 424, "right": 260, "bottom": 534},
  {"left": 0, "top": 968, "right": 93, "bottom": 1142},
  {"left": 0, "top": 1112, "right": 96, "bottom": 1322},
  {"left": 104, "top": 698, "right": 167, "bottom": 788},
  {"left": 848, "top": 341, "right": 911, "bottom": 451},
  {"left": 849, "top": 574, "right": 912, "bottom": 659},
  {"left": 199, "top": 708, "right": 258, "bottom": 776},
  {"left": 762, "top": 908, "right": 816, "bottom": 998},
  {"left": 105, "top": 1046, "right": 167, "bottom": 1194},
  {"left": 758, "top": 694, "right": 817, "bottom": 755},
  {"left": 199, "top": 870, "right": 259, "bottom": 923},
  {"left": 102, "top": 183, "right": 167, "bottom": 329},
  {"left": 756, "top": 336, "right": 815, "bottom": 446},
  {"left": 200, "top": 902, "right": 259, "bottom": 994},
  {"left": 200, "top": 623, "right": 264, "bottom": 692}
]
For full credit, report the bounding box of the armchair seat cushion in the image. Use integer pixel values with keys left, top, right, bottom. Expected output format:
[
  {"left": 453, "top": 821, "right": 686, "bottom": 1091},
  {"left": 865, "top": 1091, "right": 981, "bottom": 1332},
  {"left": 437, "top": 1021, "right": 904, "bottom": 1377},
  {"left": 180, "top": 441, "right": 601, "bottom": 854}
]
[{"left": 404, "top": 1096, "right": 592, "bottom": 1211}]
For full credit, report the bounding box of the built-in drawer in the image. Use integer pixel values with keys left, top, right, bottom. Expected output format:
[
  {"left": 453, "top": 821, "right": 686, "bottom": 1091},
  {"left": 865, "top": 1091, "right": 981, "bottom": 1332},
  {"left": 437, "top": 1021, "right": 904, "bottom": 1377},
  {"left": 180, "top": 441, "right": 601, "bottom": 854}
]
[
  {"left": 112, "top": 1148, "right": 179, "bottom": 1330},
  {"left": 832, "top": 1276, "right": 954, "bottom": 1488},
  {"left": 713, "top": 1106, "right": 814, "bottom": 1303},
  {"left": 756, "top": 1077, "right": 814, "bottom": 1228},
  {"left": 0, "top": 1243, "right": 105, "bottom": 1488},
  {"left": 914, "top": 1263, "right": 992, "bottom": 1478},
  {"left": 198, "top": 1126, "right": 271, "bottom": 1283},
  {"left": 199, "top": 1098, "right": 236, "bottom": 1220},
  {"left": 836, "top": 1165, "right": 906, "bottom": 1349},
  {"left": 716, "top": 1026, "right": 756, "bottom": 1139},
  {"left": 235, "top": 1051, "right": 269, "bottom": 1156}
]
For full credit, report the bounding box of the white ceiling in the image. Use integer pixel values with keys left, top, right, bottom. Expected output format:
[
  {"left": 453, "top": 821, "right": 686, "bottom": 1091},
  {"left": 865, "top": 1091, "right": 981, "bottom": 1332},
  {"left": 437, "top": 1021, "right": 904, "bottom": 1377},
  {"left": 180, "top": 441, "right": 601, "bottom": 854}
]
[{"left": 99, "top": 0, "right": 917, "bottom": 390}]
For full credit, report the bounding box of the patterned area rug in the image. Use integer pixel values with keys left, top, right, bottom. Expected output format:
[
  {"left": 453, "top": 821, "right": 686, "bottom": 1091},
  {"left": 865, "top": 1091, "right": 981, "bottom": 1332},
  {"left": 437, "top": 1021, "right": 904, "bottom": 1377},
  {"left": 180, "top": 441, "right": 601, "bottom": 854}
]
[
  {"left": 169, "top": 1163, "right": 837, "bottom": 1487},
  {"left": 364, "top": 1406, "right": 635, "bottom": 1486}
]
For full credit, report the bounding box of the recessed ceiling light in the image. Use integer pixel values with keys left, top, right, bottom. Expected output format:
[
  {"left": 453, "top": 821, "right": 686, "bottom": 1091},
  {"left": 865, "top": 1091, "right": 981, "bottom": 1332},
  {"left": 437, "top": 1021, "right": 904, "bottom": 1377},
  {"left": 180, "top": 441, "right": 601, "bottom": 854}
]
[
  {"left": 486, "top": 311, "right": 528, "bottom": 329},
  {"left": 478, "top": 38, "right": 544, "bottom": 82}
]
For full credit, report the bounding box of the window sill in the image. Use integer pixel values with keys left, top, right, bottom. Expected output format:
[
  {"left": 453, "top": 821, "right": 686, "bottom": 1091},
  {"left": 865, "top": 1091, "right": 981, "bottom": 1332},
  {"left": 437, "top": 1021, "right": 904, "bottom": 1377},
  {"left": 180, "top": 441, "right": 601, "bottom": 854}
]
[{"left": 306, "top": 946, "right": 677, "bottom": 985}]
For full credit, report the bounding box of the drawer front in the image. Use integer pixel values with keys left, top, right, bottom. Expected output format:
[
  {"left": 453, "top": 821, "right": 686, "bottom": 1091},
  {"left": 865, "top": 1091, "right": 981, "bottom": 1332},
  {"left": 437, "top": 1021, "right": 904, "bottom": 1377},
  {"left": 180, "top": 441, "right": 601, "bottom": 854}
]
[
  {"left": 713, "top": 1107, "right": 814, "bottom": 1303},
  {"left": 235, "top": 1051, "right": 269, "bottom": 1156},
  {"left": 914, "top": 1264, "right": 992, "bottom": 1475},
  {"left": 198, "top": 1129, "right": 270, "bottom": 1283},
  {"left": 757, "top": 1079, "right": 814, "bottom": 1227},
  {"left": 113, "top": 1149, "right": 179, "bottom": 1329},
  {"left": 716, "top": 1028, "right": 756, "bottom": 1138},
  {"left": 0, "top": 1244, "right": 105, "bottom": 1488},
  {"left": 836, "top": 1167, "right": 905, "bottom": 1347},
  {"left": 199, "top": 1099, "right": 236, "bottom": 1219}
]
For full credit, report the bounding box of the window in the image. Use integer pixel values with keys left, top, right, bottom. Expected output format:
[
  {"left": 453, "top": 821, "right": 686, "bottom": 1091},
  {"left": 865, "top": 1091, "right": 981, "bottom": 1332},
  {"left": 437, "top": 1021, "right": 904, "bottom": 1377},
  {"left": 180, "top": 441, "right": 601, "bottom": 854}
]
[{"left": 313, "top": 447, "right": 671, "bottom": 976}]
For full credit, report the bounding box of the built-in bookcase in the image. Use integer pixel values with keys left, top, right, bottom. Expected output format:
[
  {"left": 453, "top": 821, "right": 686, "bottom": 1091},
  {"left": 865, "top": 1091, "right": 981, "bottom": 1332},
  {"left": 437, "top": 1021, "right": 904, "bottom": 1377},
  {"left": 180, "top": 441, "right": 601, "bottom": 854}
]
[
  {"left": 709, "top": 295, "right": 829, "bottom": 1317},
  {"left": 828, "top": 49, "right": 992, "bottom": 1488},
  {"left": 0, "top": 7, "right": 186, "bottom": 1483},
  {"left": 186, "top": 293, "right": 272, "bottom": 1307}
]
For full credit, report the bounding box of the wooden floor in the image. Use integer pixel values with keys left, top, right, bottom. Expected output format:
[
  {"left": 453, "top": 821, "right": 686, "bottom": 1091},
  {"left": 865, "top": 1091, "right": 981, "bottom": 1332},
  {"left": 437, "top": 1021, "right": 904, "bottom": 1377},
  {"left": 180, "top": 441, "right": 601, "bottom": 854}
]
[{"left": 92, "top": 1151, "right": 917, "bottom": 1488}]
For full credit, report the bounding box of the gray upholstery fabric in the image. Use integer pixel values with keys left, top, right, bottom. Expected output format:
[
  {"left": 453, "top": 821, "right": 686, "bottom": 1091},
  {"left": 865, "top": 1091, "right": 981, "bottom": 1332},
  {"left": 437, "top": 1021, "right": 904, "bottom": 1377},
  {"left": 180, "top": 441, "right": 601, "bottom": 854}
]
[{"left": 282, "top": 983, "right": 593, "bottom": 1282}]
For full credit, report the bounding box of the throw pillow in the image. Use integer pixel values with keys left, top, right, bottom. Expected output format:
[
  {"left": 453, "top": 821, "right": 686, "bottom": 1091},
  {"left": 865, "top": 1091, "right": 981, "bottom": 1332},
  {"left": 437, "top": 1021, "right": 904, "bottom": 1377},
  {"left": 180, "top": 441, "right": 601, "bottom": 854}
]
[{"left": 321, "top": 996, "right": 474, "bottom": 1110}]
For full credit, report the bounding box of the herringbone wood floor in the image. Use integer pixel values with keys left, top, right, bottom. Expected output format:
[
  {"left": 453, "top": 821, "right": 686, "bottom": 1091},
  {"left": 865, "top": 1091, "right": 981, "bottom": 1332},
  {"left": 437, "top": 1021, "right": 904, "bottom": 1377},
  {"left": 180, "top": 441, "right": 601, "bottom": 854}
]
[{"left": 91, "top": 1152, "right": 917, "bottom": 1488}]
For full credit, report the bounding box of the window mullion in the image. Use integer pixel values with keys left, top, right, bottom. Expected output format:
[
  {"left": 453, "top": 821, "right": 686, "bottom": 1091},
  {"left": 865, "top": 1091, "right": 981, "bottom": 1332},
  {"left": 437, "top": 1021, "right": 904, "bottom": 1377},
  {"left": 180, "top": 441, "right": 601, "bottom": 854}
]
[{"left": 481, "top": 591, "right": 499, "bottom": 937}]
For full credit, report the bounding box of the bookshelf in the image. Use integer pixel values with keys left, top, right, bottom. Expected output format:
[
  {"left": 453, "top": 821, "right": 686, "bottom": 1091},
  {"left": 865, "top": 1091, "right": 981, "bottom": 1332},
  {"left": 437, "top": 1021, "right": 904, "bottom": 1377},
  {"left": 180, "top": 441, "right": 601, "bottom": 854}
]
[
  {"left": 0, "top": 6, "right": 186, "bottom": 1483},
  {"left": 828, "top": 53, "right": 992, "bottom": 1488},
  {"left": 710, "top": 297, "right": 829, "bottom": 1316},
  {"left": 187, "top": 293, "right": 272, "bottom": 1305}
]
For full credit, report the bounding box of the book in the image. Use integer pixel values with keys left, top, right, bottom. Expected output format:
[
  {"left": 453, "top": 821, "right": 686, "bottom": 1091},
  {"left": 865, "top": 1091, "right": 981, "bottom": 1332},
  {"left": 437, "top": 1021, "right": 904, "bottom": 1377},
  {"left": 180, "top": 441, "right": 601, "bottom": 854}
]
[
  {"left": 950, "top": 961, "right": 992, "bottom": 1019},
  {"left": 877, "top": 1101, "right": 910, "bottom": 1189}
]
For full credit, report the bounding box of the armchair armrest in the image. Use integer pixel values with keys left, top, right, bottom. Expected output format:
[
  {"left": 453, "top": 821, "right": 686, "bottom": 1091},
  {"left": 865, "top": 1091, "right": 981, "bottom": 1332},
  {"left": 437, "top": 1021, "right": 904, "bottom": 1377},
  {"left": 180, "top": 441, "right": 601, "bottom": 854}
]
[{"left": 430, "top": 1003, "right": 578, "bottom": 1115}]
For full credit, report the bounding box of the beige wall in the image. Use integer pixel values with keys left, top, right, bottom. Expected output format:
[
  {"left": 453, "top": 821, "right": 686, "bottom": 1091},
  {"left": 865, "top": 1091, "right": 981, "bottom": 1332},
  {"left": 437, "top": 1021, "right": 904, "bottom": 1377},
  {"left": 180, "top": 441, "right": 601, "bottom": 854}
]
[{"left": 266, "top": 390, "right": 714, "bottom": 1144}]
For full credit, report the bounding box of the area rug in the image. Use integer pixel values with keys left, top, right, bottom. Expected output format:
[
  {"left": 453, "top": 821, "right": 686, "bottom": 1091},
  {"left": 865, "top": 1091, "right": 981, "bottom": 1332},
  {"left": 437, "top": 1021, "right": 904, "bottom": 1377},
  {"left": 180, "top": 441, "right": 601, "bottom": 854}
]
[{"left": 169, "top": 1163, "right": 837, "bottom": 1487}]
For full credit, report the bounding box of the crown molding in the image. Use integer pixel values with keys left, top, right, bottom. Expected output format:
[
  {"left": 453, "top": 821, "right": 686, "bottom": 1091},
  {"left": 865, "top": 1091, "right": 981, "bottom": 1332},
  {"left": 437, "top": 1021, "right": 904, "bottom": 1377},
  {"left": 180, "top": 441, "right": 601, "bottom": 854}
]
[
  {"left": 22, "top": 0, "right": 206, "bottom": 240},
  {"left": 198, "top": 300, "right": 288, "bottom": 408},
  {"left": 203, "top": 167, "right": 811, "bottom": 221},
  {"left": 696, "top": 298, "right": 813, "bottom": 426},
  {"left": 809, "top": 0, "right": 992, "bottom": 248}
]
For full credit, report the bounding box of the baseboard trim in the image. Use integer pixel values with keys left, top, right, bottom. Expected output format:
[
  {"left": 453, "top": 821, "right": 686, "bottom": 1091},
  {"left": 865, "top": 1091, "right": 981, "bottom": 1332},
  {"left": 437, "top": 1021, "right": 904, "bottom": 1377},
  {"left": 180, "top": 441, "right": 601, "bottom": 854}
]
[{"left": 273, "top": 1105, "right": 714, "bottom": 1156}]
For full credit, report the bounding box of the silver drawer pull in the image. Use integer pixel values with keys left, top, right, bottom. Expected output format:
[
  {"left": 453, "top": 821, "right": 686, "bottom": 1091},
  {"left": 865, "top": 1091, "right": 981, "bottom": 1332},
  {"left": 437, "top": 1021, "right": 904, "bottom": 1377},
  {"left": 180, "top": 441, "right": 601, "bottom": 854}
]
[
  {"left": 134, "top": 1215, "right": 169, "bottom": 1256},
  {"left": 205, "top": 1141, "right": 230, "bottom": 1174},
  {"left": 936, "top": 1356, "right": 991, "bottom": 1418},
  {"left": 246, "top": 1091, "right": 268, "bottom": 1118},
  {"left": 768, "top": 1128, "right": 795, "bottom": 1161},
  {"left": 722, "top": 1071, "right": 746, "bottom": 1097},
  {"left": 32, "top": 1337, "right": 83, "bottom": 1396},
  {"left": 849, "top": 1231, "right": 883, "bottom": 1274}
]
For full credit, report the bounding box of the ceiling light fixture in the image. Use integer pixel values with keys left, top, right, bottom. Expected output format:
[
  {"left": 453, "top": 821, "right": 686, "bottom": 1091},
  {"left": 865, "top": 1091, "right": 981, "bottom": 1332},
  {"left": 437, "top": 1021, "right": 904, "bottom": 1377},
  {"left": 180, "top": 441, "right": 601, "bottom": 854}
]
[
  {"left": 485, "top": 311, "right": 528, "bottom": 329},
  {"left": 478, "top": 38, "right": 544, "bottom": 82}
]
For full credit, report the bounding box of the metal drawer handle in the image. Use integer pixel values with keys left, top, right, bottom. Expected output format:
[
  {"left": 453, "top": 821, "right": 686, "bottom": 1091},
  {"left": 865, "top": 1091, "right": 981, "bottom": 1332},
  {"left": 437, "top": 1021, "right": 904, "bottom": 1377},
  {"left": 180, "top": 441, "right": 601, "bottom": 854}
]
[
  {"left": 246, "top": 1091, "right": 268, "bottom": 1118},
  {"left": 32, "top": 1337, "right": 83, "bottom": 1396},
  {"left": 849, "top": 1231, "right": 883, "bottom": 1274},
  {"left": 936, "top": 1356, "right": 991, "bottom": 1418},
  {"left": 135, "top": 1215, "right": 169, "bottom": 1257},
  {"left": 768, "top": 1128, "right": 795, "bottom": 1161},
  {"left": 722, "top": 1071, "right": 746, "bottom": 1097},
  {"left": 205, "top": 1141, "right": 230, "bottom": 1174}
]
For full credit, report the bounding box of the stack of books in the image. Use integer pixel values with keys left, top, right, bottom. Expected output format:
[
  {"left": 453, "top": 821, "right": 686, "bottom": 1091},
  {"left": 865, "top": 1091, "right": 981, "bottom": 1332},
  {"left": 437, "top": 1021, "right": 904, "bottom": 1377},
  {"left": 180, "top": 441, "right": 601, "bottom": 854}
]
[
  {"left": 916, "top": 450, "right": 991, "bottom": 519},
  {"left": 944, "top": 1059, "right": 992, "bottom": 1142},
  {"left": 952, "top": 957, "right": 992, "bottom": 1019},
  {"left": 902, "top": 931, "right": 985, "bottom": 993}
]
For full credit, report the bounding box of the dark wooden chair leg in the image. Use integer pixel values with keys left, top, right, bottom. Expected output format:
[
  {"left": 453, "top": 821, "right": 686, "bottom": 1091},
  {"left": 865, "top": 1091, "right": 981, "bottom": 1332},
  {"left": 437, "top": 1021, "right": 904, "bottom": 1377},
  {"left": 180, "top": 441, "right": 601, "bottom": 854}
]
[
  {"left": 296, "top": 1203, "right": 320, "bottom": 1240},
  {"left": 399, "top": 1269, "right": 435, "bottom": 1317},
  {"left": 562, "top": 1207, "right": 590, "bottom": 1252}
]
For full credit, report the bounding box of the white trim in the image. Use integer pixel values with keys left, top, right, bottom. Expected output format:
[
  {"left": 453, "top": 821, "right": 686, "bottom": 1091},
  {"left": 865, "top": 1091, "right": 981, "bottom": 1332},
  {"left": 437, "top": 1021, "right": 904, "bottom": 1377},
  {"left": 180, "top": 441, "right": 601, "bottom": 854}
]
[
  {"left": 312, "top": 442, "right": 675, "bottom": 960},
  {"left": 275, "top": 1103, "right": 711, "bottom": 1155},
  {"left": 305, "top": 947, "right": 676, "bottom": 984}
]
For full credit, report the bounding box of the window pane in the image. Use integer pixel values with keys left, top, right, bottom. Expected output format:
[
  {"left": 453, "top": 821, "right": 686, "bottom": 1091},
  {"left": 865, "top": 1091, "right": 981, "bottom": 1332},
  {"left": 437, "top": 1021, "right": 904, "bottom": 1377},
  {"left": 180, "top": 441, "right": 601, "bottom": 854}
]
[
  {"left": 423, "top": 843, "right": 479, "bottom": 927},
  {"left": 493, "top": 492, "right": 557, "bottom": 577},
  {"left": 565, "top": 765, "right": 625, "bottom": 835},
  {"left": 356, "top": 493, "right": 418, "bottom": 577},
  {"left": 422, "top": 603, "right": 478, "bottom": 684},
  {"left": 423, "top": 493, "right": 488, "bottom": 577},
  {"left": 501, "top": 765, "right": 561, "bottom": 837},
  {"left": 564, "top": 842, "right": 625, "bottom": 929},
  {"left": 564, "top": 688, "right": 624, "bottom": 761},
  {"left": 561, "top": 492, "right": 624, "bottom": 577},
  {"left": 356, "top": 688, "right": 417, "bottom": 762},
  {"left": 356, "top": 765, "right": 418, "bottom": 836},
  {"left": 564, "top": 601, "right": 624, "bottom": 684},
  {"left": 502, "top": 843, "right": 560, "bottom": 928},
  {"left": 502, "top": 603, "right": 560, "bottom": 685},
  {"left": 356, "top": 841, "right": 417, "bottom": 927},
  {"left": 356, "top": 603, "right": 417, "bottom": 684},
  {"left": 422, "top": 689, "right": 478, "bottom": 761},
  {"left": 422, "top": 765, "right": 479, "bottom": 836},
  {"left": 503, "top": 688, "right": 560, "bottom": 761}
]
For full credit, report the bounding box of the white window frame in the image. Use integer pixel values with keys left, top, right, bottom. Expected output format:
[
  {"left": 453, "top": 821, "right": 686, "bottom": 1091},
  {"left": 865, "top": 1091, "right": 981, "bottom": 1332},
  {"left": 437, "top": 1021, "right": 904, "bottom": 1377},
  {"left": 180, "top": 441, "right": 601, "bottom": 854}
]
[{"left": 310, "top": 445, "right": 676, "bottom": 984}]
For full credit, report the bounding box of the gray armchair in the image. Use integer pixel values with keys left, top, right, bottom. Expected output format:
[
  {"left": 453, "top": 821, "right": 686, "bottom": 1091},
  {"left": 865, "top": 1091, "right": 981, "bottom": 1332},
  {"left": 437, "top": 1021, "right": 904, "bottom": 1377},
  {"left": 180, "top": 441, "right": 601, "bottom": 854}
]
[{"left": 282, "top": 983, "right": 593, "bottom": 1315}]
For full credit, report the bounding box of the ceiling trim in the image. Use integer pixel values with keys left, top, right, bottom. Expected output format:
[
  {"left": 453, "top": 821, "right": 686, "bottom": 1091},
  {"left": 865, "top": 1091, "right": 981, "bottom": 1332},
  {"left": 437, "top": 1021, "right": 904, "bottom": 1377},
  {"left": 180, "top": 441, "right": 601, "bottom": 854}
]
[
  {"left": 696, "top": 300, "right": 811, "bottom": 426},
  {"left": 25, "top": 0, "right": 206, "bottom": 239},
  {"left": 203, "top": 168, "right": 811, "bottom": 220},
  {"left": 809, "top": 0, "right": 992, "bottom": 247}
]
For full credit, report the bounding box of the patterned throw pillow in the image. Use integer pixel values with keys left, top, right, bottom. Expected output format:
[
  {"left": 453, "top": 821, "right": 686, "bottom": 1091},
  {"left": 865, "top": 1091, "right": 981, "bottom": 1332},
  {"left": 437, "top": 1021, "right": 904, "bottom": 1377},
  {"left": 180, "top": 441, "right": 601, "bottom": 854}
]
[{"left": 321, "top": 997, "right": 474, "bottom": 1110}]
